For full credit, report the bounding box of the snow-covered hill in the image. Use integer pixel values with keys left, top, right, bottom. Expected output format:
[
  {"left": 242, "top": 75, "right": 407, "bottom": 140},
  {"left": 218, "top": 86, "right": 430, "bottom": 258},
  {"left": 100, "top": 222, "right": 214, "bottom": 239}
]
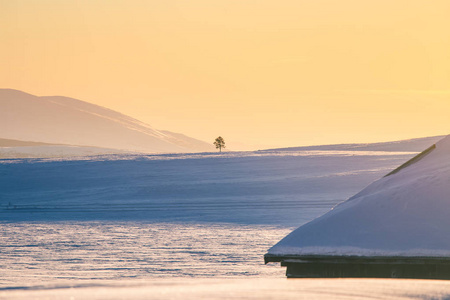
[
  {"left": 1, "top": 147, "right": 419, "bottom": 225},
  {"left": 268, "top": 135, "right": 450, "bottom": 257},
  {"left": 0, "top": 138, "right": 57, "bottom": 147},
  {"left": 0, "top": 145, "right": 129, "bottom": 159},
  {"left": 0, "top": 89, "right": 213, "bottom": 153},
  {"left": 265, "top": 135, "right": 445, "bottom": 152},
  {"left": 0, "top": 138, "right": 131, "bottom": 158}
]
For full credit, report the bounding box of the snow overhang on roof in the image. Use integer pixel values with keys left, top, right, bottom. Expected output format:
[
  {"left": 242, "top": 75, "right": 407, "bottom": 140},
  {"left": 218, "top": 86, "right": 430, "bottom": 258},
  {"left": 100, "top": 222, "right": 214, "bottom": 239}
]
[{"left": 266, "top": 134, "right": 450, "bottom": 259}]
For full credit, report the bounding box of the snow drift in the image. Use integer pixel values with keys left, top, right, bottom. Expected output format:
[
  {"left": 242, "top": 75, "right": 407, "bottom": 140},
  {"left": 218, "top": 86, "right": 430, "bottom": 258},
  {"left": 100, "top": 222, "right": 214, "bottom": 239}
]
[
  {"left": 0, "top": 89, "right": 213, "bottom": 153},
  {"left": 268, "top": 134, "right": 450, "bottom": 257}
]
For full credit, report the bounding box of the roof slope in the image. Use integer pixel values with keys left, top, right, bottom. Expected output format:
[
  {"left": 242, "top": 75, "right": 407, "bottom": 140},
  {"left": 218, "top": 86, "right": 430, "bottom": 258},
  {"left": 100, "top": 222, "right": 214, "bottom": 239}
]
[{"left": 268, "top": 134, "right": 450, "bottom": 257}]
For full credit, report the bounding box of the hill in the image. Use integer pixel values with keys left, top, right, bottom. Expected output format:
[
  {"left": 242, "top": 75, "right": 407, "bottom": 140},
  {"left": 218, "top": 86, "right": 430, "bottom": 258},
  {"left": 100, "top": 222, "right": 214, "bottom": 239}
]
[
  {"left": 265, "top": 135, "right": 445, "bottom": 152},
  {"left": 0, "top": 138, "right": 129, "bottom": 158},
  {"left": 0, "top": 138, "right": 58, "bottom": 147},
  {"left": 0, "top": 89, "right": 213, "bottom": 153}
]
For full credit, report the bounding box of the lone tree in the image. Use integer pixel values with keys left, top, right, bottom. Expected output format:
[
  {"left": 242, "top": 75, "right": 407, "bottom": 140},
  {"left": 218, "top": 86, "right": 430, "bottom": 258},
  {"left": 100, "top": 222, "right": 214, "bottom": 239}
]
[{"left": 214, "top": 136, "right": 226, "bottom": 152}]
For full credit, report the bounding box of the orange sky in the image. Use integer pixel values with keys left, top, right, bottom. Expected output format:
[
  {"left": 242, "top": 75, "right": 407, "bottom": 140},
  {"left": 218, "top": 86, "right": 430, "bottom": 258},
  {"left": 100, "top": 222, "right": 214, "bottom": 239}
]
[{"left": 1, "top": 0, "right": 450, "bottom": 149}]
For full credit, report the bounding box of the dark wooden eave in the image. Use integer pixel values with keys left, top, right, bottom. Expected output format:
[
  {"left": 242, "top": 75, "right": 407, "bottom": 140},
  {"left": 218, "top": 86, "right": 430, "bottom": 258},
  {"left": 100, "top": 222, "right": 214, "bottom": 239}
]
[{"left": 265, "top": 254, "right": 450, "bottom": 279}]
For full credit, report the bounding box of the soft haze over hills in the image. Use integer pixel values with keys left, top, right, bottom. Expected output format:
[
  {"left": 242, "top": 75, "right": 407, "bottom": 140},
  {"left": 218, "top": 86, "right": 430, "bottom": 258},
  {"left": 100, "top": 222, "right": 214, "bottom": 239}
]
[
  {"left": 2, "top": 1, "right": 450, "bottom": 148},
  {"left": 0, "top": 89, "right": 214, "bottom": 153}
]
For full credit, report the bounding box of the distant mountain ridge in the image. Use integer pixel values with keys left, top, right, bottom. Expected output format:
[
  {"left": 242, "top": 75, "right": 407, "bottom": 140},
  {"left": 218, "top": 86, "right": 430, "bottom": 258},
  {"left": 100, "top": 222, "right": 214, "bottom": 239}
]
[
  {"left": 0, "top": 89, "right": 214, "bottom": 153},
  {"left": 0, "top": 138, "right": 58, "bottom": 147},
  {"left": 264, "top": 135, "right": 446, "bottom": 153}
]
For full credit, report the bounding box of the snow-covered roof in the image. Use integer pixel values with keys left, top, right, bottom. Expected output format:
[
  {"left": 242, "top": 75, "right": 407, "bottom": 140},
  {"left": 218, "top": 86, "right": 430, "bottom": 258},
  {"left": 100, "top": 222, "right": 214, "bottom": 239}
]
[{"left": 268, "top": 134, "right": 450, "bottom": 257}]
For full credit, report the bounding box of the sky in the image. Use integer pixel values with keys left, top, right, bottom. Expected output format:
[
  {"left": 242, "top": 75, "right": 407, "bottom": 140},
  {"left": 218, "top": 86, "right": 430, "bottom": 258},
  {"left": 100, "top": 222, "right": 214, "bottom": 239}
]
[{"left": 1, "top": 0, "right": 450, "bottom": 150}]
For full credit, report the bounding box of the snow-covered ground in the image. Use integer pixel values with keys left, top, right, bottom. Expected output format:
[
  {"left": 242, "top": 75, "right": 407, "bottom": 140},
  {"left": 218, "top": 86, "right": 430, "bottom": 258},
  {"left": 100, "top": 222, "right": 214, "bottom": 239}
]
[
  {"left": 2, "top": 141, "right": 450, "bottom": 298},
  {"left": 1, "top": 150, "right": 416, "bottom": 225},
  {"left": 0, "top": 222, "right": 290, "bottom": 288},
  {"left": 3, "top": 278, "right": 450, "bottom": 300}
]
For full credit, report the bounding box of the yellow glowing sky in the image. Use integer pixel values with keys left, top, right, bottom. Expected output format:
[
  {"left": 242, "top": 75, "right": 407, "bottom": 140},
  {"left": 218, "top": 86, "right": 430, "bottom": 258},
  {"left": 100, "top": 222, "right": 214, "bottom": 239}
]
[{"left": 1, "top": 0, "right": 450, "bottom": 149}]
